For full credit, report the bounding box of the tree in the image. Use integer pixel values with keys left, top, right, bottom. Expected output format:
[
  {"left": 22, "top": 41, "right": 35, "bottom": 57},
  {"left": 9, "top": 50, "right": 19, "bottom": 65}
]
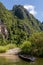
[{"left": 29, "top": 32, "right": 43, "bottom": 56}]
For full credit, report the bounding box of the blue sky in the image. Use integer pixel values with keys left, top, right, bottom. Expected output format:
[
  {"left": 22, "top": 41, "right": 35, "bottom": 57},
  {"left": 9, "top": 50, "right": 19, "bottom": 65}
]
[{"left": 0, "top": 0, "right": 43, "bottom": 22}]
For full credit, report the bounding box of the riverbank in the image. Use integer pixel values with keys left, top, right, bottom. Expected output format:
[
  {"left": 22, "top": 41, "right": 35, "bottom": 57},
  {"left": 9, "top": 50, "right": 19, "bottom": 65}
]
[
  {"left": 0, "top": 52, "right": 19, "bottom": 60},
  {"left": 0, "top": 48, "right": 21, "bottom": 59}
]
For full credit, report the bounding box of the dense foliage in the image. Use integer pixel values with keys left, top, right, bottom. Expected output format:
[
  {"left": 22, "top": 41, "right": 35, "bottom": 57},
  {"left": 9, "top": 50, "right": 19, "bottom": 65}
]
[
  {"left": 29, "top": 32, "right": 43, "bottom": 56},
  {"left": 21, "top": 41, "right": 31, "bottom": 54},
  {"left": 0, "top": 2, "right": 43, "bottom": 57},
  {"left": 0, "top": 2, "right": 43, "bottom": 45},
  {"left": 21, "top": 32, "right": 43, "bottom": 57}
]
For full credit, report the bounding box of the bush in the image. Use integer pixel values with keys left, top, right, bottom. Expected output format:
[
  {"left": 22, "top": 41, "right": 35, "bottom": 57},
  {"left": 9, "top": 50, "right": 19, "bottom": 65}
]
[
  {"left": 29, "top": 32, "right": 43, "bottom": 56},
  {"left": 0, "top": 46, "right": 7, "bottom": 53},
  {"left": 21, "top": 41, "right": 31, "bottom": 54},
  {"left": 6, "top": 44, "right": 17, "bottom": 49},
  {"left": 0, "top": 44, "right": 17, "bottom": 53},
  {"left": 29, "top": 32, "right": 43, "bottom": 47}
]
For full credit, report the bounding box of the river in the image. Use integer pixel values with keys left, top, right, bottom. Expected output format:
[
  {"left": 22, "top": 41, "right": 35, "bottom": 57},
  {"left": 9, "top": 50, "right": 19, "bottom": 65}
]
[{"left": 0, "top": 55, "right": 43, "bottom": 65}]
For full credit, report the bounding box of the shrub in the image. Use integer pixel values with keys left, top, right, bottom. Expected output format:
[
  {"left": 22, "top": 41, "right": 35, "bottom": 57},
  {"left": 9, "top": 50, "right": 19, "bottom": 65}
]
[
  {"left": 0, "top": 44, "right": 17, "bottom": 53},
  {"left": 29, "top": 32, "right": 43, "bottom": 56},
  {"left": 21, "top": 41, "right": 31, "bottom": 54},
  {"left": 0, "top": 46, "right": 7, "bottom": 53},
  {"left": 6, "top": 44, "right": 17, "bottom": 49},
  {"left": 29, "top": 32, "right": 43, "bottom": 47}
]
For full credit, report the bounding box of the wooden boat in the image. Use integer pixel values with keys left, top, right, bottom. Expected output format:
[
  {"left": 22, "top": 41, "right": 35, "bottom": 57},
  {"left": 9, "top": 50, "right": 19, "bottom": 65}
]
[{"left": 19, "top": 54, "right": 36, "bottom": 62}]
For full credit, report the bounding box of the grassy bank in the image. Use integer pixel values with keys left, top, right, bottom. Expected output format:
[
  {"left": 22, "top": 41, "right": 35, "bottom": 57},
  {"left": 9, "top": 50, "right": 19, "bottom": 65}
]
[{"left": 0, "top": 44, "right": 17, "bottom": 53}]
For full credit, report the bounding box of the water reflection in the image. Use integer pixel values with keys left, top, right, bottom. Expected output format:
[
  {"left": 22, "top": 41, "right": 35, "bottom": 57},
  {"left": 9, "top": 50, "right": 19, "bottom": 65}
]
[{"left": 0, "top": 55, "right": 43, "bottom": 65}]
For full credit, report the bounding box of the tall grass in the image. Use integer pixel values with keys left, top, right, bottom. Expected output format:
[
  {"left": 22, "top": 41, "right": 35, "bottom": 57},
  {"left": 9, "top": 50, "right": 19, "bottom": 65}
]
[
  {"left": 0, "top": 44, "right": 17, "bottom": 53},
  {"left": 0, "top": 46, "right": 7, "bottom": 53}
]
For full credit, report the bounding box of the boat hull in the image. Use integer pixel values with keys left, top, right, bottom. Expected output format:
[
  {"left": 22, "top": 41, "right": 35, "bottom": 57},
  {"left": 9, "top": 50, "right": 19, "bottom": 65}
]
[{"left": 19, "top": 54, "right": 35, "bottom": 62}]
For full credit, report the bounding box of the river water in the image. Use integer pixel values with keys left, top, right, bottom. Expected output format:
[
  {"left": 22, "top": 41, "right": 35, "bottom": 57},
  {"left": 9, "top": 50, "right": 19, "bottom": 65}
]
[{"left": 0, "top": 55, "right": 43, "bottom": 65}]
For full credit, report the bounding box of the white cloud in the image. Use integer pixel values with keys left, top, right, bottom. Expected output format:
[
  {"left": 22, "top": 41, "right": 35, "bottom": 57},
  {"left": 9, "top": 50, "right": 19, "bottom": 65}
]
[{"left": 24, "top": 5, "right": 37, "bottom": 16}]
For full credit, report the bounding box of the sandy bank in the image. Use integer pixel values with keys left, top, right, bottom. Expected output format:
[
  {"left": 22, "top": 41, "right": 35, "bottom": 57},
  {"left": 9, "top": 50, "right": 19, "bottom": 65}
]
[
  {"left": 0, "top": 53, "right": 19, "bottom": 60},
  {"left": 0, "top": 48, "right": 21, "bottom": 59}
]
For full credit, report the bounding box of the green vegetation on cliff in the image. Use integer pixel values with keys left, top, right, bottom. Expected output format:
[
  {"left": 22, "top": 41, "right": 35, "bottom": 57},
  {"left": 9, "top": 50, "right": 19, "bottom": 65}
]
[
  {"left": 0, "top": 2, "right": 43, "bottom": 57},
  {"left": 0, "top": 2, "right": 43, "bottom": 45}
]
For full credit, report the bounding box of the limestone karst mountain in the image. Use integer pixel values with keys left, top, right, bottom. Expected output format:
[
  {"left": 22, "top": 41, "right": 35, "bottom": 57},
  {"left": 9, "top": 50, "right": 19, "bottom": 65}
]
[{"left": 0, "top": 2, "right": 43, "bottom": 44}]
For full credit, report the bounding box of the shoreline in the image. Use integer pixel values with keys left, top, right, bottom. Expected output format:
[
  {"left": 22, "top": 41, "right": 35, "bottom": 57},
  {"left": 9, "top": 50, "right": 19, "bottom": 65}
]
[
  {"left": 0, "top": 48, "right": 21, "bottom": 59},
  {"left": 0, "top": 53, "right": 19, "bottom": 60}
]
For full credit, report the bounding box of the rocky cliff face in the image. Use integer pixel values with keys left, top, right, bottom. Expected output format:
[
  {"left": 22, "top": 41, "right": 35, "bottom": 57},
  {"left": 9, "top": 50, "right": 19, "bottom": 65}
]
[{"left": 0, "top": 19, "right": 8, "bottom": 38}]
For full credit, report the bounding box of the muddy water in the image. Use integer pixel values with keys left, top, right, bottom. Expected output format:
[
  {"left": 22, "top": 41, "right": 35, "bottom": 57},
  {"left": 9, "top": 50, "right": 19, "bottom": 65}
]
[{"left": 0, "top": 55, "right": 43, "bottom": 65}]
